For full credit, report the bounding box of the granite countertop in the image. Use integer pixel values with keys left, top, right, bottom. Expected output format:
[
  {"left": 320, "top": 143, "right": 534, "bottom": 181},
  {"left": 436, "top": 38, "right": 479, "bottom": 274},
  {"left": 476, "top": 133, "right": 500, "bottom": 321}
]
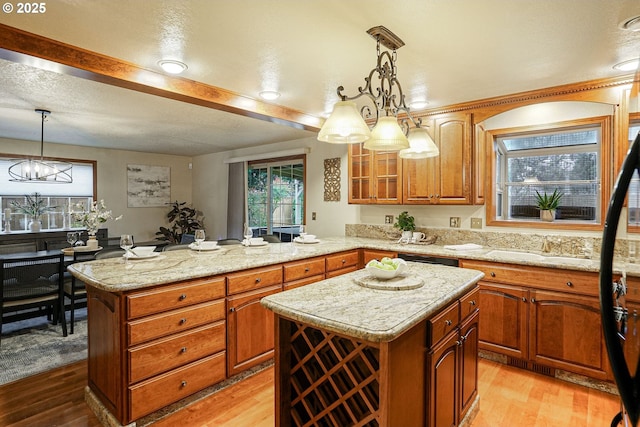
[
  {"left": 261, "top": 262, "right": 483, "bottom": 342},
  {"left": 68, "top": 236, "right": 639, "bottom": 292}
]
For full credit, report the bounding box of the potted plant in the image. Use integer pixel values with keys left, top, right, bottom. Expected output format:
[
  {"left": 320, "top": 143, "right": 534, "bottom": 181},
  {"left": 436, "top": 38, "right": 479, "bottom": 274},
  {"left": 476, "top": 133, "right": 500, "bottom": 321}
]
[
  {"left": 156, "top": 201, "right": 205, "bottom": 244},
  {"left": 535, "top": 189, "right": 563, "bottom": 222},
  {"left": 10, "top": 192, "right": 55, "bottom": 232},
  {"left": 393, "top": 211, "right": 416, "bottom": 242}
]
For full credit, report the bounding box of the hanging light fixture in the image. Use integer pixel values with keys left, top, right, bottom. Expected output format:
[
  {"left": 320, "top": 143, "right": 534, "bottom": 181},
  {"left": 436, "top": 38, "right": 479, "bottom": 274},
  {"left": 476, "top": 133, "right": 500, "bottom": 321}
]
[
  {"left": 399, "top": 125, "right": 440, "bottom": 159},
  {"left": 317, "top": 25, "right": 437, "bottom": 158},
  {"left": 8, "top": 109, "right": 73, "bottom": 183}
]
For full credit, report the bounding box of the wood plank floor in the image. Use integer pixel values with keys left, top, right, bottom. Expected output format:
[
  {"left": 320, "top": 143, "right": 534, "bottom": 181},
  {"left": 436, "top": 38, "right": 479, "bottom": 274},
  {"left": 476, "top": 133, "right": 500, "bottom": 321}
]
[{"left": 0, "top": 359, "right": 622, "bottom": 426}]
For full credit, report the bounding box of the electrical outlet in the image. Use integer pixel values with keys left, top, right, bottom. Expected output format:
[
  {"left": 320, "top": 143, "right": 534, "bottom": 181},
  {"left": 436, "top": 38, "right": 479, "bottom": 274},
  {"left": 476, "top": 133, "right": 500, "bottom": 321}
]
[
  {"left": 385, "top": 215, "right": 394, "bottom": 224},
  {"left": 471, "top": 218, "right": 482, "bottom": 229},
  {"left": 312, "top": 212, "right": 317, "bottom": 220},
  {"left": 450, "top": 217, "right": 461, "bottom": 228}
]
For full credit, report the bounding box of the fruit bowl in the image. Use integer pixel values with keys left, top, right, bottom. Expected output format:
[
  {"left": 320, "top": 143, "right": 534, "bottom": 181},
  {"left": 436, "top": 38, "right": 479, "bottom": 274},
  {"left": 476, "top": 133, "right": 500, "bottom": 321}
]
[{"left": 365, "top": 258, "right": 407, "bottom": 280}]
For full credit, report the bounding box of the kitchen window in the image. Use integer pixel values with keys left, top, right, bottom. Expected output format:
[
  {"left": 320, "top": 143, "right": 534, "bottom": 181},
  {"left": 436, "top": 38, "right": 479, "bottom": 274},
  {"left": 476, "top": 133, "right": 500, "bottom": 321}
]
[
  {"left": 490, "top": 117, "right": 610, "bottom": 228},
  {"left": 247, "top": 156, "right": 305, "bottom": 241}
]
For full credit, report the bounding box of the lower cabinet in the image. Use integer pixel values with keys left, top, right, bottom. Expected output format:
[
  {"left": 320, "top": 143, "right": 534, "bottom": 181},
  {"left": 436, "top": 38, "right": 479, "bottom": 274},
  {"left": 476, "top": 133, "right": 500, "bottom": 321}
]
[
  {"left": 325, "top": 250, "right": 359, "bottom": 278},
  {"left": 361, "top": 249, "right": 398, "bottom": 266}
]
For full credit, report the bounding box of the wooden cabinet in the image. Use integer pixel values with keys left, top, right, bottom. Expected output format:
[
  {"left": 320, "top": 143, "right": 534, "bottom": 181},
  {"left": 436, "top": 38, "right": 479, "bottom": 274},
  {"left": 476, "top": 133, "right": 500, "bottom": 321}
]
[
  {"left": 226, "top": 265, "right": 283, "bottom": 376},
  {"left": 361, "top": 249, "right": 398, "bottom": 267},
  {"left": 348, "top": 143, "right": 403, "bottom": 204},
  {"left": 427, "top": 286, "right": 479, "bottom": 427},
  {"left": 403, "top": 113, "right": 472, "bottom": 205},
  {"left": 283, "top": 256, "right": 325, "bottom": 290},
  {"left": 325, "top": 250, "right": 360, "bottom": 278},
  {"left": 461, "top": 259, "right": 610, "bottom": 380}
]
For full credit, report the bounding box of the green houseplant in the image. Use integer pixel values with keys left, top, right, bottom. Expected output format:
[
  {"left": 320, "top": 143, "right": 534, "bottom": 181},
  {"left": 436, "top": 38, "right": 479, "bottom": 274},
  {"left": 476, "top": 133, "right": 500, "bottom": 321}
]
[
  {"left": 393, "top": 211, "right": 416, "bottom": 242},
  {"left": 535, "top": 189, "right": 563, "bottom": 222},
  {"left": 10, "top": 192, "right": 55, "bottom": 232},
  {"left": 155, "top": 201, "right": 205, "bottom": 244}
]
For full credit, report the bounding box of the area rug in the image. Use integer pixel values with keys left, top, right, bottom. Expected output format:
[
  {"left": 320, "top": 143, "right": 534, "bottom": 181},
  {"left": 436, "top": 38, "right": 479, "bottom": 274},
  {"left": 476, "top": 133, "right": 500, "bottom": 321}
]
[{"left": 0, "top": 309, "right": 87, "bottom": 386}]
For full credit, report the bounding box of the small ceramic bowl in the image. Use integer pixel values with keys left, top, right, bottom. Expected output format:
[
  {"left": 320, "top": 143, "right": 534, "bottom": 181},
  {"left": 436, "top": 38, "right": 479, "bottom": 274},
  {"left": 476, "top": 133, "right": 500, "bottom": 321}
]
[{"left": 365, "top": 258, "right": 407, "bottom": 280}]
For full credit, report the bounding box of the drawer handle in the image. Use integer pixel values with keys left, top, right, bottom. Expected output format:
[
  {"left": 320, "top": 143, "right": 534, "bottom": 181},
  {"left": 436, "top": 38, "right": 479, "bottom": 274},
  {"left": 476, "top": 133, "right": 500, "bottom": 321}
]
[
  {"left": 181, "top": 381, "right": 187, "bottom": 388},
  {"left": 305, "top": 267, "right": 310, "bottom": 272},
  {"left": 490, "top": 272, "right": 496, "bottom": 277},
  {"left": 256, "top": 278, "right": 261, "bottom": 283},
  {"left": 469, "top": 300, "right": 476, "bottom": 306},
  {"left": 566, "top": 281, "right": 573, "bottom": 287},
  {"left": 181, "top": 347, "right": 187, "bottom": 353},
  {"left": 179, "top": 318, "right": 187, "bottom": 325},
  {"left": 179, "top": 294, "right": 187, "bottom": 301},
  {"left": 445, "top": 320, "right": 452, "bottom": 326}
]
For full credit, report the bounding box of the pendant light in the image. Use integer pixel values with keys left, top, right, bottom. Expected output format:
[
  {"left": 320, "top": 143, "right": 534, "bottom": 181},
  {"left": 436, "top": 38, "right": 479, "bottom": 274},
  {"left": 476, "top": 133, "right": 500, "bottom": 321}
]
[
  {"left": 8, "top": 109, "right": 73, "bottom": 183},
  {"left": 399, "top": 125, "right": 440, "bottom": 159}
]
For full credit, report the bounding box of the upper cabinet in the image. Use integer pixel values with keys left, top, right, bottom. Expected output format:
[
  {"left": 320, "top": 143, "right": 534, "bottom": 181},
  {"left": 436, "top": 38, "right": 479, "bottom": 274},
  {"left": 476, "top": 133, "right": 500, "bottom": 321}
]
[
  {"left": 348, "top": 143, "right": 403, "bottom": 204},
  {"left": 403, "top": 112, "right": 473, "bottom": 205}
]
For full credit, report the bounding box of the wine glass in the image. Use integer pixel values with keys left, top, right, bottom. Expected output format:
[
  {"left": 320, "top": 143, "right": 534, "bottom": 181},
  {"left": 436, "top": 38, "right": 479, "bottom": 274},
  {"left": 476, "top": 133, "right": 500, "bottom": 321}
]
[
  {"left": 67, "top": 232, "right": 78, "bottom": 248},
  {"left": 243, "top": 224, "right": 253, "bottom": 244},
  {"left": 298, "top": 225, "right": 306, "bottom": 241},
  {"left": 120, "top": 234, "right": 133, "bottom": 261},
  {"left": 194, "top": 229, "right": 206, "bottom": 252}
]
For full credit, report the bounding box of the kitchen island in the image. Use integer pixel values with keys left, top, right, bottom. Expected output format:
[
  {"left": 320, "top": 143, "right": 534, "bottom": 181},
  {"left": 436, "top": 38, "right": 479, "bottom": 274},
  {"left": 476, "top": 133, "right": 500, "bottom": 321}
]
[{"left": 262, "top": 262, "right": 483, "bottom": 427}]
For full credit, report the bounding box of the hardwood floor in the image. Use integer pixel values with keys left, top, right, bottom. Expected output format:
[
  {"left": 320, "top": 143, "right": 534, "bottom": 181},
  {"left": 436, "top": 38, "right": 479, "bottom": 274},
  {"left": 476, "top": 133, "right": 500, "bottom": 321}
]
[{"left": 0, "top": 359, "right": 621, "bottom": 426}]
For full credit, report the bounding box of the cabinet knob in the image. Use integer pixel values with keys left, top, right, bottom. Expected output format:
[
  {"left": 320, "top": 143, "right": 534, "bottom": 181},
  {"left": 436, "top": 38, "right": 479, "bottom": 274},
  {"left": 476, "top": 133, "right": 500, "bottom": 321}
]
[
  {"left": 305, "top": 267, "right": 310, "bottom": 272},
  {"left": 522, "top": 297, "right": 527, "bottom": 302},
  {"left": 490, "top": 272, "right": 496, "bottom": 277},
  {"left": 342, "top": 259, "right": 346, "bottom": 264},
  {"left": 436, "top": 194, "right": 440, "bottom": 198},
  {"left": 469, "top": 300, "right": 476, "bottom": 306},
  {"left": 445, "top": 319, "right": 452, "bottom": 326},
  {"left": 456, "top": 340, "right": 463, "bottom": 346},
  {"left": 181, "top": 347, "right": 187, "bottom": 353},
  {"left": 429, "top": 194, "right": 434, "bottom": 198},
  {"left": 566, "top": 281, "right": 573, "bottom": 287},
  {"left": 255, "top": 277, "right": 261, "bottom": 283},
  {"left": 179, "top": 294, "right": 187, "bottom": 301},
  {"left": 179, "top": 318, "right": 187, "bottom": 325},
  {"left": 181, "top": 381, "right": 187, "bottom": 388},
  {"left": 531, "top": 298, "right": 537, "bottom": 303},
  {"left": 230, "top": 307, "right": 236, "bottom": 312}
]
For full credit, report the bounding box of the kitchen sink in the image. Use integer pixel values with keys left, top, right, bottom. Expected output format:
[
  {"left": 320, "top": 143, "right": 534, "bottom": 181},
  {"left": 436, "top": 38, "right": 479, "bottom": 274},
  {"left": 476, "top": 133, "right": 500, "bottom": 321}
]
[{"left": 485, "top": 250, "right": 592, "bottom": 266}]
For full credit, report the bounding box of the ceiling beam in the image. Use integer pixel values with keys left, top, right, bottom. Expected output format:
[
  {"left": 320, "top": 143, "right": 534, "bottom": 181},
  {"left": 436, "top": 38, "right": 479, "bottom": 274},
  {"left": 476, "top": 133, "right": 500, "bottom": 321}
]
[{"left": 0, "top": 23, "right": 323, "bottom": 132}]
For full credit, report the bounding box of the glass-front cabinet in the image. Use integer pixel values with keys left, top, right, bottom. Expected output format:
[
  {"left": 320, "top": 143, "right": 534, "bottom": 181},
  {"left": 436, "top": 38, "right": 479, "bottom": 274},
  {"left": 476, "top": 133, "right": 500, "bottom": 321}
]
[{"left": 348, "top": 143, "right": 402, "bottom": 204}]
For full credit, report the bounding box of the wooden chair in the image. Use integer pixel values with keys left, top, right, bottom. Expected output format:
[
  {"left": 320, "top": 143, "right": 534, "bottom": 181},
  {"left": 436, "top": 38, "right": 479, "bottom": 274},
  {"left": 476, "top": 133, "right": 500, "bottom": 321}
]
[
  {"left": 1, "top": 253, "right": 67, "bottom": 345},
  {"left": 64, "top": 251, "right": 95, "bottom": 334}
]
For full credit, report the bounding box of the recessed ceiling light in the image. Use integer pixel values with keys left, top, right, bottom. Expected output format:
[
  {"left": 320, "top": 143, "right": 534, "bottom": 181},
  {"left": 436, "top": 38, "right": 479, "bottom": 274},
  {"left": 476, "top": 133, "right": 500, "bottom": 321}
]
[
  {"left": 259, "top": 91, "right": 281, "bottom": 100},
  {"left": 619, "top": 15, "right": 640, "bottom": 32},
  {"left": 613, "top": 58, "right": 640, "bottom": 72},
  {"left": 157, "top": 59, "right": 188, "bottom": 74}
]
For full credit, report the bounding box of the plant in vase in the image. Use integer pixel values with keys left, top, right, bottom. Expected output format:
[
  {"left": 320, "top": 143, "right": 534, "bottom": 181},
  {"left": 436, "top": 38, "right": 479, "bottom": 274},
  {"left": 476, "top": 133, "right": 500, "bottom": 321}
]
[
  {"left": 10, "top": 192, "right": 55, "bottom": 232},
  {"left": 393, "top": 211, "right": 416, "bottom": 243},
  {"left": 155, "top": 201, "right": 205, "bottom": 244},
  {"left": 73, "top": 200, "right": 122, "bottom": 247},
  {"left": 535, "top": 189, "right": 563, "bottom": 222}
]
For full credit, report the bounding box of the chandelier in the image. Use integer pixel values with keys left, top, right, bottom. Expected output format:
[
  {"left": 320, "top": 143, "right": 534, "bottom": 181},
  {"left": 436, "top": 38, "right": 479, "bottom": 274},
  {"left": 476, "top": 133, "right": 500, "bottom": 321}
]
[
  {"left": 317, "top": 26, "right": 439, "bottom": 159},
  {"left": 8, "top": 109, "right": 73, "bottom": 183}
]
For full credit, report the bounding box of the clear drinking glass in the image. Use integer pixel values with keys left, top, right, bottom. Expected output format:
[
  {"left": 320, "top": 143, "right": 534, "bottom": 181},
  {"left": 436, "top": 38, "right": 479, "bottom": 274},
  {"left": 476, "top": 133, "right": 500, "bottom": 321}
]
[
  {"left": 120, "top": 234, "right": 133, "bottom": 260},
  {"left": 243, "top": 224, "right": 253, "bottom": 243},
  {"left": 299, "top": 225, "right": 306, "bottom": 241},
  {"left": 67, "top": 232, "right": 78, "bottom": 247},
  {"left": 194, "top": 229, "right": 206, "bottom": 252}
]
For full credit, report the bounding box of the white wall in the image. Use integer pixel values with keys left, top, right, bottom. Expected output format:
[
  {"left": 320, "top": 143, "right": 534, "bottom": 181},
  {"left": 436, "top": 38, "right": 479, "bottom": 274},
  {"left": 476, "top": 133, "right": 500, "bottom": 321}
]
[
  {"left": 192, "top": 137, "right": 358, "bottom": 239},
  {"left": 0, "top": 137, "right": 193, "bottom": 242}
]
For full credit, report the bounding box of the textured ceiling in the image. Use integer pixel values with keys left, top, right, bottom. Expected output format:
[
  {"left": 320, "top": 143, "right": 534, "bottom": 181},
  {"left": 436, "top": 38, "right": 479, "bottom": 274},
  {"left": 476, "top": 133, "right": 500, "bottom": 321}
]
[{"left": 0, "top": 0, "right": 638, "bottom": 156}]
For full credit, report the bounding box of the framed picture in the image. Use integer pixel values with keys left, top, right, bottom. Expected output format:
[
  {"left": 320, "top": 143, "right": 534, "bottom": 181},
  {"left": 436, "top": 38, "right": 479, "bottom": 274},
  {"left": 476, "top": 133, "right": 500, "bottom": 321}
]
[{"left": 127, "top": 164, "right": 171, "bottom": 207}]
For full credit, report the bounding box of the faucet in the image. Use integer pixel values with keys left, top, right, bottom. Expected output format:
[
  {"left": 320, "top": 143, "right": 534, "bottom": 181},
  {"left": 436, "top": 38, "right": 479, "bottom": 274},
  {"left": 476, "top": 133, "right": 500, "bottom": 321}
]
[{"left": 541, "top": 236, "right": 551, "bottom": 253}]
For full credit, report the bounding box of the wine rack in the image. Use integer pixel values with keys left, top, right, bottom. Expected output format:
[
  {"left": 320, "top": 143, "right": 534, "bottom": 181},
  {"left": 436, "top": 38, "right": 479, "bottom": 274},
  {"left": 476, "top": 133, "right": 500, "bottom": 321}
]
[{"left": 287, "top": 321, "right": 381, "bottom": 426}]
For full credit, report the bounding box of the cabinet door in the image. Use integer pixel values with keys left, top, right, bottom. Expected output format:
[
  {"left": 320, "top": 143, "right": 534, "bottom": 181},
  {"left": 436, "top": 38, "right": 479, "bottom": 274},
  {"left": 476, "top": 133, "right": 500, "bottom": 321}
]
[
  {"left": 373, "top": 149, "right": 402, "bottom": 204},
  {"left": 433, "top": 113, "right": 472, "bottom": 204},
  {"left": 478, "top": 282, "right": 528, "bottom": 359},
  {"left": 427, "top": 330, "right": 459, "bottom": 427},
  {"left": 529, "top": 289, "right": 609, "bottom": 380},
  {"left": 403, "top": 156, "right": 437, "bottom": 204},
  {"left": 361, "top": 249, "right": 398, "bottom": 267},
  {"left": 348, "top": 143, "right": 373, "bottom": 203},
  {"left": 227, "top": 284, "right": 281, "bottom": 376},
  {"left": 458, "top": 312, "right": 479, "bottom": 422}
]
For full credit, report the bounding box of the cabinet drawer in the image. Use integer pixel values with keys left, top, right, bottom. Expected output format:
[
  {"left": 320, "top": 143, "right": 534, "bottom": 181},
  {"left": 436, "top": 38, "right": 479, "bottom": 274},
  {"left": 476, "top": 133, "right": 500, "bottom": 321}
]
[
  {"left": 227, "top": 265, "right": 283, "bottom": 295},
  {"left": 128, "top": 321, "right": 225, "bottom": 384},
  {"left": 326, "top": 251, "right": 359, "bottom": 272},
  {"left": 284, "top": 257, "right": 325, "bottom": 282},
  {"left": 284, "top": 274, "right": 325, "bottom": 290},
  {"left": 127, "top": 277, "right": 225, "bottom": 320},
  {"left": 460, "top": 286, "right": 479, "bottom": 321},
  {"left": 461, "top": 260, "right": 599, "bottom": 296},
  {"left": 128, "top": 351, "right": 226, "bottom": 421},
  {"left": 127, "top": 299, "right": 226, "bottom": 346},
  {"left": 326, "top": 265, "right": 359, "bottom": 278},
  {"left": 428, "top": 302, "right": 460, "bottom": 347}
]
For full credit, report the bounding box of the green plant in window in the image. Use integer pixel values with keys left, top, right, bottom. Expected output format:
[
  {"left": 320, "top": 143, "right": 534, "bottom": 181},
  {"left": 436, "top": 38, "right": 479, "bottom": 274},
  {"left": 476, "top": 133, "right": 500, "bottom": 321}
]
[
  {"left": 535, "top": 189, "right": 563, "bottom": 211},
  {"left": 393, "top": 211, "right": 416, "bottom": 232}
]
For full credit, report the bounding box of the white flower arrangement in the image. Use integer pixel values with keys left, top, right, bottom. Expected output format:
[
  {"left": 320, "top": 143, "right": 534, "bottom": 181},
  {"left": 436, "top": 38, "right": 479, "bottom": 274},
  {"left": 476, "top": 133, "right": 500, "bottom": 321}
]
[{"left": 73, "top": 200, "right": 122, "bottom": 236}]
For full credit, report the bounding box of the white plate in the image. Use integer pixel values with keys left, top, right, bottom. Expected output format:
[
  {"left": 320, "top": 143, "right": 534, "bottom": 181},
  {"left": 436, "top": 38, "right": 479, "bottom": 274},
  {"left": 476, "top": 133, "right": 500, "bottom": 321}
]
[
  {"left": 242, "top": 240, "right": 269, "bottom": 247},
  {"left": 124, "top": 252, "right": 160, "bottom": 260},
  {"left": 294, "top": 237, "right": 320, "bottom": 244},
  {"left": 189, "top": 243, "right": 221, "bottom": 251}
]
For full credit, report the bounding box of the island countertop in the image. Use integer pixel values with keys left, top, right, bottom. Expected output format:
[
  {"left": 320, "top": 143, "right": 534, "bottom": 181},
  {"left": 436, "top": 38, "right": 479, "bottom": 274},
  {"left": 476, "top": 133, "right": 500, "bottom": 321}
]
[{"left": 261, "top": 262, "right": 484, "bottom": 342}]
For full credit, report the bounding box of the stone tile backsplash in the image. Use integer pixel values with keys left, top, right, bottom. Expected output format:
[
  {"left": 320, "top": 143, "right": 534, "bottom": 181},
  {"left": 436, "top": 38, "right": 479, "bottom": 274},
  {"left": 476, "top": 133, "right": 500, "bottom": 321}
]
[{"left": 345, "top": 224, "right": 627, "bottom": 260}]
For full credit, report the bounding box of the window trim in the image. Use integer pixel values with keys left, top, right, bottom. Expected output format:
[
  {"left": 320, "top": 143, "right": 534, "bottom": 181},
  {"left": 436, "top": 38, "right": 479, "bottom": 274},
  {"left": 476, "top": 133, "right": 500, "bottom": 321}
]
[{"left": 485, "top": 116, "right": 611, "bottom": 230}]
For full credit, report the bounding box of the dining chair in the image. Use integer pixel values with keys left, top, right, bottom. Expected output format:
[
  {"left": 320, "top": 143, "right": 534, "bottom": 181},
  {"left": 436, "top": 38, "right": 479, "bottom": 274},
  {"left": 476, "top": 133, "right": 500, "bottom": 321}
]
[
  {"left": 64, "top": 251, "right": 95, "bottom": 334},
  {"left": 180, "top": 234, "right": 195, "bottom": 244},
  {"left": 163, "top": 244, "right": 191, "bottom": 251},
  {"left": 261, "top": 234, "right": 282, "bottom": 243},
  {"left": 94, "top": 249, "right": 125, "bottom": 259},
  {"left": 1, "top": 253, "right": 67, "bottom": 345},
  {"left": 217, "top": 238, "right": 242, "bottom": 245}
]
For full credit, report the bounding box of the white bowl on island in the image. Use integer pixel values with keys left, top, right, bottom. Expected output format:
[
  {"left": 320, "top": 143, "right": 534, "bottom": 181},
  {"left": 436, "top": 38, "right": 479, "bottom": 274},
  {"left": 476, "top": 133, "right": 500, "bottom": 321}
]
[{"left": 365, "top": 258, "right": 407, "bottom": 280}]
